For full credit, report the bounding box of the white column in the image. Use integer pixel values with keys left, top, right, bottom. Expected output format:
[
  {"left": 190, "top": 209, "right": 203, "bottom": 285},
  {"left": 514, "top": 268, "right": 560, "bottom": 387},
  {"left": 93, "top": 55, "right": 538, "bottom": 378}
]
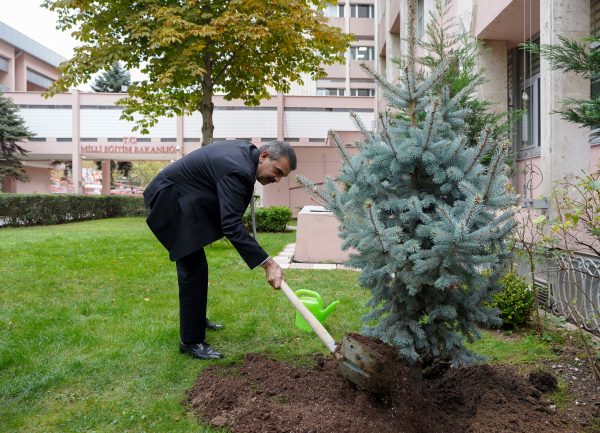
[
  {"left": 477, "top": 40, "right": 508, "bottom": 114},
  {"left": 71, "top": 89, "right": 81, "bottom": 194},
  {"left": 345, "top": 0, "right": 351, "bottom": 95},
  {"left": 385, "top": 0, "right": 401, "bottom": 84},
  {"left": 101, "top": 160, "right": 111, "bottom": 195},
  {"left": 540, "top": 0, "right": 590, "bottom": 199},
  {"left": 176, "top": 115, "right": 184, "bottom": 157}
]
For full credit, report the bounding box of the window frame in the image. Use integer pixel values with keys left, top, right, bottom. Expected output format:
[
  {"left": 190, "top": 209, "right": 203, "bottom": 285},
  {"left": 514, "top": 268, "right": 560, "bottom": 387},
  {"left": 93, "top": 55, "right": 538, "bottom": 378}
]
[
  {"left": 350, "top": 46, "right": 375, "bottom": 61},
  {"left": 316, "top": 88, "right": 346, "bottom": 96},
  {"left": 350, "top": 4, "right": 374, "bottom": 18},
  {"left": 350, "top": 88, "right": 375, "bottom": 97}
]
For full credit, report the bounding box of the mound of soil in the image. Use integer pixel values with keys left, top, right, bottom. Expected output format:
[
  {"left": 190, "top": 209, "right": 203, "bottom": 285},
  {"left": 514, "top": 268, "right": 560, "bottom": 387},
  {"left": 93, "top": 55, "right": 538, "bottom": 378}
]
[{"left": 186, "top": 336, "right": 573, "bottom": 433}]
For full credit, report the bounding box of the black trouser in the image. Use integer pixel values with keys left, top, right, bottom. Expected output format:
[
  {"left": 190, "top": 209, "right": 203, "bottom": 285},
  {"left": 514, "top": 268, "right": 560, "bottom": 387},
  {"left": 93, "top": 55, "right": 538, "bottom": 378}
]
[{"left": 175, "top": 248, "right": 208, "bottom": 344}]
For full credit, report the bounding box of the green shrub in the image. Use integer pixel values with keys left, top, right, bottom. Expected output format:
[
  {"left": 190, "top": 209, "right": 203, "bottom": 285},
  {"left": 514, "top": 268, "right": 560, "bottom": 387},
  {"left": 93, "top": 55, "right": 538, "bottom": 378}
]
[
  {"left": 490, "top": 271, "right": 535, "bottom": 328},
  {"left": 242, "top": 205, "right": 291, "bottom": 232},
  {"left": 0, "top": 194, "right": 147, "bottom": 227}
]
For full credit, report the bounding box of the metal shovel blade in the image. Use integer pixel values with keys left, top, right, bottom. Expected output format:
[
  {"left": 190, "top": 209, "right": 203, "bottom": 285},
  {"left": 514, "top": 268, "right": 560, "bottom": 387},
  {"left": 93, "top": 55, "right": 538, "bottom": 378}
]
[
  {"left": 337, "top": 334, "right": 392, "bottom": 393},
  {"left": 279, "top": 282, "right": 391, "bottom": 393}
]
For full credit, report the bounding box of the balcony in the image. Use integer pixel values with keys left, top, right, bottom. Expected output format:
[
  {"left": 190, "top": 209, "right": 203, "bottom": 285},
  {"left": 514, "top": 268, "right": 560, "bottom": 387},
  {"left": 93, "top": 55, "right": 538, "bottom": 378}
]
[{"left": 474, "top": 0, "right": 539, "bottom": 44}]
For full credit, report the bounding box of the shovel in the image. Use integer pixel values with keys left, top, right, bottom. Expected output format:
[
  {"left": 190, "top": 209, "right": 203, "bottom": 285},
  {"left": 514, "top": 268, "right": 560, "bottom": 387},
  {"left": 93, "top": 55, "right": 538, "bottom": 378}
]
[{"left": 280, "top": 281, "right": 392, "bottom": 393}]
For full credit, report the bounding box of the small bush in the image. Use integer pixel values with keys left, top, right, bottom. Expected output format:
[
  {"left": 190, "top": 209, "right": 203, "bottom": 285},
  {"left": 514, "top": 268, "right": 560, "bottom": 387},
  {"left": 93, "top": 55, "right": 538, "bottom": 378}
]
[
  {"left": 242, "top": 205, "right": 291, "bottom": 232},
  {"left": 0, "top": 194, "right": 147, "bottom": 227},
  {"left": 490, "top": 271, "right": 535, "bottom": 329}
]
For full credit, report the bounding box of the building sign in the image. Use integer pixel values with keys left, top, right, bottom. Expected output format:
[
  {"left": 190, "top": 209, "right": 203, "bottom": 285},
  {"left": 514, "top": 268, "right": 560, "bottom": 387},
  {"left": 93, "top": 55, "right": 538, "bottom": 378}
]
[{"left": 81, "top": 137, "right": 177, "bottom": 154}]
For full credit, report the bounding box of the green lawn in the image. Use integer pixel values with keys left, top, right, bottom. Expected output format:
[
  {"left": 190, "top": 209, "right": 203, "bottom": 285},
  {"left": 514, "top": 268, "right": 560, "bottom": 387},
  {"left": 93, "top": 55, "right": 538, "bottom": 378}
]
[
  {"left": 0, "top": 218, "right": 557, "bottom": 432},
  {"left": 0, "top": 218, "right": 366, "bottom": 433}
]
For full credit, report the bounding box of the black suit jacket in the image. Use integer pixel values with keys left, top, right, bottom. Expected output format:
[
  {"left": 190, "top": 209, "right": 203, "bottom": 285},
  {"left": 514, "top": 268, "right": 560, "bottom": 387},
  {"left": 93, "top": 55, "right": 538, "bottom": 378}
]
[{"left": 143, "top": 140, "right": 268, "bottom": 268}]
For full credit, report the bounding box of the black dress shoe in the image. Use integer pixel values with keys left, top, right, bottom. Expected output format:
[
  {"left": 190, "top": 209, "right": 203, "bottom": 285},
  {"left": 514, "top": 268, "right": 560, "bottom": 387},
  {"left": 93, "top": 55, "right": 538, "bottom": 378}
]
[
  {"left": 205, "top": 319, "right": 224, "bottom": 331},
  {"left": 179, "top": 342, "right": 224, "bottom": 359}
]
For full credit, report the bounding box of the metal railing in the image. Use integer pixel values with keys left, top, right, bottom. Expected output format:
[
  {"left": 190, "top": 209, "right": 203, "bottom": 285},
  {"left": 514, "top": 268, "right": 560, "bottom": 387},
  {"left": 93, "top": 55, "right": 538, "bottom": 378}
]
[{"left": 516, "top": 252, "right": 600, "bottom": 334}]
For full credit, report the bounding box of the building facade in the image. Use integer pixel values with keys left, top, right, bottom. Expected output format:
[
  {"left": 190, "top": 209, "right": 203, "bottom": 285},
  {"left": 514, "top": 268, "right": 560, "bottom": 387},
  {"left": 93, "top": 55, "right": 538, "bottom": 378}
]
[
  {"left": 1, "top": 5, "right": 377, "bottom": 215},
  {"left": 5, "top": 1, "right": 600, "bottom": 212},
  {"left": 376, "top": 0, "right": 599, "bottom": 204},
  {"left": 376, "top": 0, "right": 600, "bottom": 333}
]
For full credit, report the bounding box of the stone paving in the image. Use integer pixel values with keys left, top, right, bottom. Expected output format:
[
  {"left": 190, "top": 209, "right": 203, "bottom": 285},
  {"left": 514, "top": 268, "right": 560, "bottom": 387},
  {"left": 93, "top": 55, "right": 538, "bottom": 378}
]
[{"left": 273, "top": 243, "right": 358, "bottom": 271}]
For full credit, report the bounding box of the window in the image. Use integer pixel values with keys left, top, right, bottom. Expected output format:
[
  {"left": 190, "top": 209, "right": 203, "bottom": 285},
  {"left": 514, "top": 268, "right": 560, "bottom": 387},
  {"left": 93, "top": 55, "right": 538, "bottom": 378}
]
[
  {"left": 350, "top": 88, "right": 375, "bottom": 96},
  {"left": 350, "top": 46, "right": 374, "bottom": 61},
  {"left": 324, "top": 3, "right": 344, "bottom": 18},
  {"left": 350, "top": 4, "right": 374, "bottom": 18},
  {"left": 316, "top": 88, "right": 345, "bottom": 96},
  {"left": 519, "top": 77, "right": 540, "bottom": 150},
  {"left": 26, "top": 69, "right": 53, "bottom": 89},
  {"left": 591, "top": 41, "right": 599, "bottom": 141},
  {"left": 516, "top": 41, "right": 541, "bottom": 151}
]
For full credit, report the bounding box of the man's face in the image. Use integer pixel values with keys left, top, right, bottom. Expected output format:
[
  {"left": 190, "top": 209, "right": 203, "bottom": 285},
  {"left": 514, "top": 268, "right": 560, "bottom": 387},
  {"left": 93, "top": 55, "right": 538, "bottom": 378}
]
[{"left": 256, "top": 151, "right": 292, "bottom": 185}]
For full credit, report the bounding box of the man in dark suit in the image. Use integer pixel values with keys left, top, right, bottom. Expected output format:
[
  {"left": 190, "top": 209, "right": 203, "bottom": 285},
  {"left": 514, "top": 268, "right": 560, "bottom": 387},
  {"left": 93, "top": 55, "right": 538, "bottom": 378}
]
[{"left": 143, "top": 140, "right": 296, "bottom": 359}]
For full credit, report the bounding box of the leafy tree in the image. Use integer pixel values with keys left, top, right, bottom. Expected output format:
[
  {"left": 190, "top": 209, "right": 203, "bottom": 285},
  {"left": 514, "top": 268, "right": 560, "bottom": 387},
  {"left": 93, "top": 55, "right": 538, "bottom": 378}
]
[
  {"left": 91, "top": 62, "right": 133, "bottom": 184},
  {"left": 91, "top": 62, "right": 131, "bottom": 93},
  {"left": 523, "top": 35, "right": 600, "bottom": 135},
  {"left": 129, "top": 161, "right": 168, "bottom": 187},
  {"left": 0, "top": 93, "right": 33, "bottom": 188},
  {"left": 299, "top": 0, "right": 515, "bottom": 366},
  {"left": 43, "top": 0, "right": 352, "bottom": 145},
  {"left": 94, "top": 160, "right": 133, "bottom": 182}
]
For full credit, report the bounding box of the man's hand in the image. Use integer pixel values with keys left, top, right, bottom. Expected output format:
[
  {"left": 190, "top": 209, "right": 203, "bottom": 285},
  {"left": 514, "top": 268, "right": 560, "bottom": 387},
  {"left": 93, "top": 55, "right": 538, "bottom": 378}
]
[{"left": 261, "top": 257, "right": 284, "bottom": 289}]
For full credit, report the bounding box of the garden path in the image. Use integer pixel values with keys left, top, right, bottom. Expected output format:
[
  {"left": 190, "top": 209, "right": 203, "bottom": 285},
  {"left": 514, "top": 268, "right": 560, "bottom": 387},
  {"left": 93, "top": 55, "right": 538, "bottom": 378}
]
[{"left": 273, "top": 243, "right": 357, "bottom": 270}]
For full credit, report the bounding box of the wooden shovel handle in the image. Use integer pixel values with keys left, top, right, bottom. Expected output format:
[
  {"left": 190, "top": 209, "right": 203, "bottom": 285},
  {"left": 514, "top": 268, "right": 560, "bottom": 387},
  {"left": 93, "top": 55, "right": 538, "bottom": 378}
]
[{"left": 280, "top": 281, "right": 337, "bottom": 354}]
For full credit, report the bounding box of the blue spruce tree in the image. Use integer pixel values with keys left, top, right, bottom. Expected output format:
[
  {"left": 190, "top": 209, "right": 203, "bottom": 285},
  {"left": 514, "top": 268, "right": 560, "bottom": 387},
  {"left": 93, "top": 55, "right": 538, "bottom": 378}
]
[{"left": 298, "top": 0, "right": 516, "bottom": 366}]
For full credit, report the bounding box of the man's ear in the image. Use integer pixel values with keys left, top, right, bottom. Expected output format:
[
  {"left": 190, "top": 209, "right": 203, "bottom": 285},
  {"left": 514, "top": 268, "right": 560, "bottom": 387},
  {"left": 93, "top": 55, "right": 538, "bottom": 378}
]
[{"left": 259, "top": 150, "right": 270, "bottom": 160}]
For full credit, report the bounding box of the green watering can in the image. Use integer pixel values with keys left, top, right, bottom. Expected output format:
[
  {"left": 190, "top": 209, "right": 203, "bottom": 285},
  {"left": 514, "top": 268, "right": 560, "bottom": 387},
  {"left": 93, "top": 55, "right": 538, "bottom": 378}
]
[{"left": 293, "top": 289, "right": 340, "bottom": 333}]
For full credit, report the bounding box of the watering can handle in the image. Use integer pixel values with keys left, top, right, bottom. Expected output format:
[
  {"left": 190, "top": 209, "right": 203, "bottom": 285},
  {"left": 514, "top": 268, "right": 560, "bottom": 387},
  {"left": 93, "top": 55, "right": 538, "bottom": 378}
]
[
  {"left": 293, "top": 289, "right": 323, "bottom": 302},
  {"left": 280, "top": 281, "right": 337, "bottom": 354}
]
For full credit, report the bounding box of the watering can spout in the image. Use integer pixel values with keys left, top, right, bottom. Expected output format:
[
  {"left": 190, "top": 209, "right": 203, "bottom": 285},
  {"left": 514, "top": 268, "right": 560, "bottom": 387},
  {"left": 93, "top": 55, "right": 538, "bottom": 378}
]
[{"left": 321, "top": 300, "right": 340, "bottom": 320}]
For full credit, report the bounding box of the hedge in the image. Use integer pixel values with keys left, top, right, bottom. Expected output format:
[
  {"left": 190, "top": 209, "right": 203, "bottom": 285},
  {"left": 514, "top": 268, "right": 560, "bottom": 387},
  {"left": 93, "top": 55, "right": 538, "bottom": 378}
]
[
  {"left": 0, "top": 194, "right": 147, "bottom": 227},
  {"left": 242, "top": 205, "right": 292, "bottom": 232}
]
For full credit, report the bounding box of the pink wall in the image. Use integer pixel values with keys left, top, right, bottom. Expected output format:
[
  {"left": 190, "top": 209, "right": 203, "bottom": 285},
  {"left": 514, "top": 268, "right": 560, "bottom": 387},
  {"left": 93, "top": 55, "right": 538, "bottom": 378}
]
[
  {"left": 515, "top": 156, "right": 543, "bottom": 201},
  {"left": 515, "top": 146, "right": 600, "bottom": 203},
  {"left": 0, "top": 51, "right": 60, "bottom": 92},
  {"left": 349, "top": 18, "right": 375, "bottom": 38},
  {"left": 0, "top": 40, "right": 15, "bottom": 91},
  {"left": 328, "top": 17, "right": 344, "bottom": 31},
  {"left": 322, "top": 63, "right": 346, "bottom": 79},
  {"left": 263, "top": 142, "right": 361, "bottom": 216},
  {"left": 590, "top": 145, "right": 600, "bottom": 172},
  {"left": 349, "top": 60, "right": 374, "bottom": 79},
  {"left": 16, "top": 167, "right": 52, "bottom": 194}
]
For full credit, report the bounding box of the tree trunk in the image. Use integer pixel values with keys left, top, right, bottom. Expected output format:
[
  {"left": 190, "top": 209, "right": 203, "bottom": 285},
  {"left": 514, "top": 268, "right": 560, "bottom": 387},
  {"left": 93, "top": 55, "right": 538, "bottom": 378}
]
[{"left": 200, "top": 54, "right": 214, "bottom": 146}]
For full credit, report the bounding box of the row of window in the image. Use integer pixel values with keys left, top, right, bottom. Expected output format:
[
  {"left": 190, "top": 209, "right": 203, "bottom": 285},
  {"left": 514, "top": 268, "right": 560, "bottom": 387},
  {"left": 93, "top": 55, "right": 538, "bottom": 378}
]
[
  {"left": 29, "top": 137, "right": 336, "bottom": 143},
  {"left": 17, "top": 105, "right": 374, "bottom": 112},
  {"left": 316, "top": 88, "right": 375, "bottom": 97},
  {"left": 324, "top": 3, "right": 374, "bottom": 19}
]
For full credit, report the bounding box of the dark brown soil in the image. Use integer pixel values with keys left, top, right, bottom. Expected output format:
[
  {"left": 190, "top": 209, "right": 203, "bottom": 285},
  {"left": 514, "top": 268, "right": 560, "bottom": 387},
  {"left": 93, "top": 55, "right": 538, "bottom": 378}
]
[{"left": 185, "top": 335, "right": 576, "bottom": 433}]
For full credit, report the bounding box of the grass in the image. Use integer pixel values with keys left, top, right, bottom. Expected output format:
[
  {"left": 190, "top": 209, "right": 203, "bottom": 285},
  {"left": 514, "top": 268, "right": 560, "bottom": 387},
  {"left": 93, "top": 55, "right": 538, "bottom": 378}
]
[
  {"left": 0, "top": 217, "right": 559, "bottom": 432},
  {"left": 467, "top": 329, "right": 558, "bottom": 365},
  {"left": 0, "top": 218, "right": 365, "bottom": 433}
]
